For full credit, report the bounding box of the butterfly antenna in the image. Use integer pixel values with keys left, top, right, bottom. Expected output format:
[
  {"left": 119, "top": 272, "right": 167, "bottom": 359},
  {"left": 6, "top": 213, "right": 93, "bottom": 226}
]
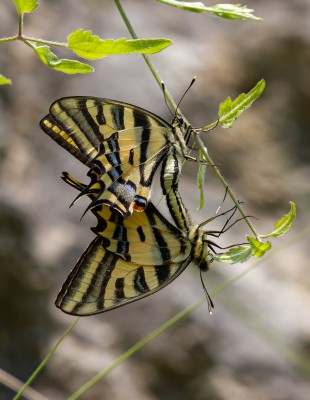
[
  {"left": 161, "top": 81, "right": 174, "bottom": 118},
  {"left": 173, "top": 76, "right": 196, "bottom": 122},
  {"left": 162, "top": 77, "right": 196, "bottom": 120},
  {"left": 200, "top": 269, "right": 214, "bottom": 314}
]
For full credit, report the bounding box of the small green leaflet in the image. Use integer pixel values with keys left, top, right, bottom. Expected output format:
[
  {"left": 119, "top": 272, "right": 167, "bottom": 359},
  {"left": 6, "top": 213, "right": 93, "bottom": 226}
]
[
  {"left": 247, "top": 236, "right": 271, "bottom": 258},
  {"left": 30, "top": 43, "right": 93, "bottom": 74},
  {"left": 213, "top": 237, "right": 271, "bottom": 264},
  {"left": 261, "top": 201, "right": 296, "bottom": 238},
  {"left": 213, "top": 245, "right": 252, "bottom": 264},
  {"left": 68, "top": 30, "right": 172, "bottom": 60},
  {"left": 0, "top": 74, "right": 12, "bottom": 85},
  {"left": 218, "top": 79, "right": 266, "bottom": 129},
  {"left": 200, "top": 79, "right": 266, "bottom": 132},
  {"left": 13, "top": 0, "right": 38, "bottom": 15},
  {"left": 155, "top": 1, "right": 262, "bottom": 21}
]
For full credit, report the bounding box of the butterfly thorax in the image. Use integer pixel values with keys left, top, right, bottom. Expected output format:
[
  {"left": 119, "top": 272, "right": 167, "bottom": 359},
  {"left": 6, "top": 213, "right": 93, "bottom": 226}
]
[
  {"left": 171, "top": 118, "right": 189, "bottom": 157},
  {"left": 188, "top": 224, "right": 211, "bottom": 272}
]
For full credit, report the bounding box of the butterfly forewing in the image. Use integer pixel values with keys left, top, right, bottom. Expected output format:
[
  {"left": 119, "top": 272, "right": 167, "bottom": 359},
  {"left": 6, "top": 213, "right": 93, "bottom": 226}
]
[{"left": 40, "top": 97, "right": 181, "bottom": 216}]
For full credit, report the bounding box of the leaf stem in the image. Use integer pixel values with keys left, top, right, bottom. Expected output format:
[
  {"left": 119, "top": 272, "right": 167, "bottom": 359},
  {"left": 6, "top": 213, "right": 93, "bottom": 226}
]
[
  {"left": 0, "top": 35, "right": 66, "bottom": 47},
  {"left": 21, "top": 36, "right": 68, "bottom": 48}
]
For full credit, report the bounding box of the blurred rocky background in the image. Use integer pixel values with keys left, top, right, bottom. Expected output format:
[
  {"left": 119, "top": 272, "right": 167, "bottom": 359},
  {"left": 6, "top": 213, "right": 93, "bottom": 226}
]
[{"left": 0, "top": 0, "right": 309, "bottom": 399}]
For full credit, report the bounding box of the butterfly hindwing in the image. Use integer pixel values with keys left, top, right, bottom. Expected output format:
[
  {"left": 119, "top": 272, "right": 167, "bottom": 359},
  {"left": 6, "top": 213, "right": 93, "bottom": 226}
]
[
  {"left": 91, "top": 201, "right": 191, "bottom": 265},
  {"left": 56, "top": 235, "right": 191, "bottom": 315},
  {"left": 40, "top": 97, "right": 183, "bottom": 216}
]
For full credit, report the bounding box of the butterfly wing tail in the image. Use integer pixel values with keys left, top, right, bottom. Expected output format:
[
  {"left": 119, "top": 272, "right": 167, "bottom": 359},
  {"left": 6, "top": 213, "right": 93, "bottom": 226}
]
[{"left": 61, "top": 172, "right": 86, "bottom": 192}]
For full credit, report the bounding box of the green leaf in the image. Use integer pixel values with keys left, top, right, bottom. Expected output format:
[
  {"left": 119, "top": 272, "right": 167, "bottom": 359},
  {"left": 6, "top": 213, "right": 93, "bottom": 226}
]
[
  {"left": 204, "top": 3, "right": 263, "bottom": 21},
  {"left": 67, "top": 30, "right": 172, "bottom": 60},
  {"left": 13, "top": 0, "right": 38, "bottom": 14},
  {"left": 247, "top": 236, "right": 271, "bottom": 258},
  {"left": 197, "top": 149, "right": 207, "bottom": 210},
  {"left": 218, "top": 79, "right": 266, "bottom": 128},
  {"left": 0, "top": 74, "right": 12, "bottom": 85},
  {"left": 30, "top": 43, "right": 93, "bottom": 74},
  {"left": 155, "top": 1, "right": 262, "bottom": 21},
  {"left": 213, "top": 245, "right": 252, "bottom": 264},
  {"left": 261, "top": 201, "right": 296, "bottom": 238}
]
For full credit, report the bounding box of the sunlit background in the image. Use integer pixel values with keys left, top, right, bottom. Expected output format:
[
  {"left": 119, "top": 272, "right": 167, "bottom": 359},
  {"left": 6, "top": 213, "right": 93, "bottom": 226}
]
[{"left": 0, "top": 0, "right": 309, "bottom": 399}]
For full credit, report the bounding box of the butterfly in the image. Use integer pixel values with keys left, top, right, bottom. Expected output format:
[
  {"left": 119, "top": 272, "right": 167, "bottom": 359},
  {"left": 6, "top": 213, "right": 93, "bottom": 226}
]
[
  {"left": 55, "top": 171, "right": 213, "bottom": 315},
  {"left": 40, "top": 97, "right": 191, "bottom": 218}
]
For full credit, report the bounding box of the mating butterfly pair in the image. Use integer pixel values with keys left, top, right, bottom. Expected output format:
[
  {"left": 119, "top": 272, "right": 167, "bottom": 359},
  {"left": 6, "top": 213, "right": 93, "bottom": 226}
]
[{"left": 40, "top": 97, "right": 213, "bottom": 315}]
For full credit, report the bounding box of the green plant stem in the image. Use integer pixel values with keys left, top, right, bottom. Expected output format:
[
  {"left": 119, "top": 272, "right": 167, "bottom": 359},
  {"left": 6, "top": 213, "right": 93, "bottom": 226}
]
[
  {"left": 13, "top": 318, "right": 80, "bottom": 400},
  {"left": 18, "top": 12, "right": 23, "bottom": 37},
  {"left": 67, "top": 297, "right": 205, "bottom": 400},
  {"left": 114, "top": 0, "right": 259, "bottom": 240},
  {"left": 0, "top": 36, "right": 19, "bottom": 43},
  {"left": 114, "top": 0, "right": 178, "bottom": 113},
  {"left": 194, "top": 133, "right": 260, "bottom": 238},
  {"left": 0, "top": 35, "right": 66, "bottom": 47},
  {"left": 21, "top": 36, "right": 67, "bottom": 47}
]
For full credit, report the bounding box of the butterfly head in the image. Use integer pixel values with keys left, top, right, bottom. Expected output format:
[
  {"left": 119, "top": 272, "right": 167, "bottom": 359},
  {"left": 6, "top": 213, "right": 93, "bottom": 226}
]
[
  {"left": 189, "top": 226, "right": 212, "bottom": 272},
  {"left": 199, "top": 233, "right": 213, "bottom": 272}
]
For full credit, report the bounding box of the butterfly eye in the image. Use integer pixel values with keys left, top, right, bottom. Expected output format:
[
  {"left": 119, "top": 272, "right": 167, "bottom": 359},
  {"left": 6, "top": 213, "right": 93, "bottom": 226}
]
[{"left": 177, "top": 115, "right": 184, "bottom": 125}]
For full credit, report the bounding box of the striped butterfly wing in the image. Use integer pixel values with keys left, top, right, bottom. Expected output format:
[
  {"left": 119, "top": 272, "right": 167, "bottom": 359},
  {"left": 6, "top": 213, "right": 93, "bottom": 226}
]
[
  {"left": 40, "top": 97, "right": 183, "bottom": 216},
  {"left": 56, "top": 174, "right": 192, "bottom": 315}
]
